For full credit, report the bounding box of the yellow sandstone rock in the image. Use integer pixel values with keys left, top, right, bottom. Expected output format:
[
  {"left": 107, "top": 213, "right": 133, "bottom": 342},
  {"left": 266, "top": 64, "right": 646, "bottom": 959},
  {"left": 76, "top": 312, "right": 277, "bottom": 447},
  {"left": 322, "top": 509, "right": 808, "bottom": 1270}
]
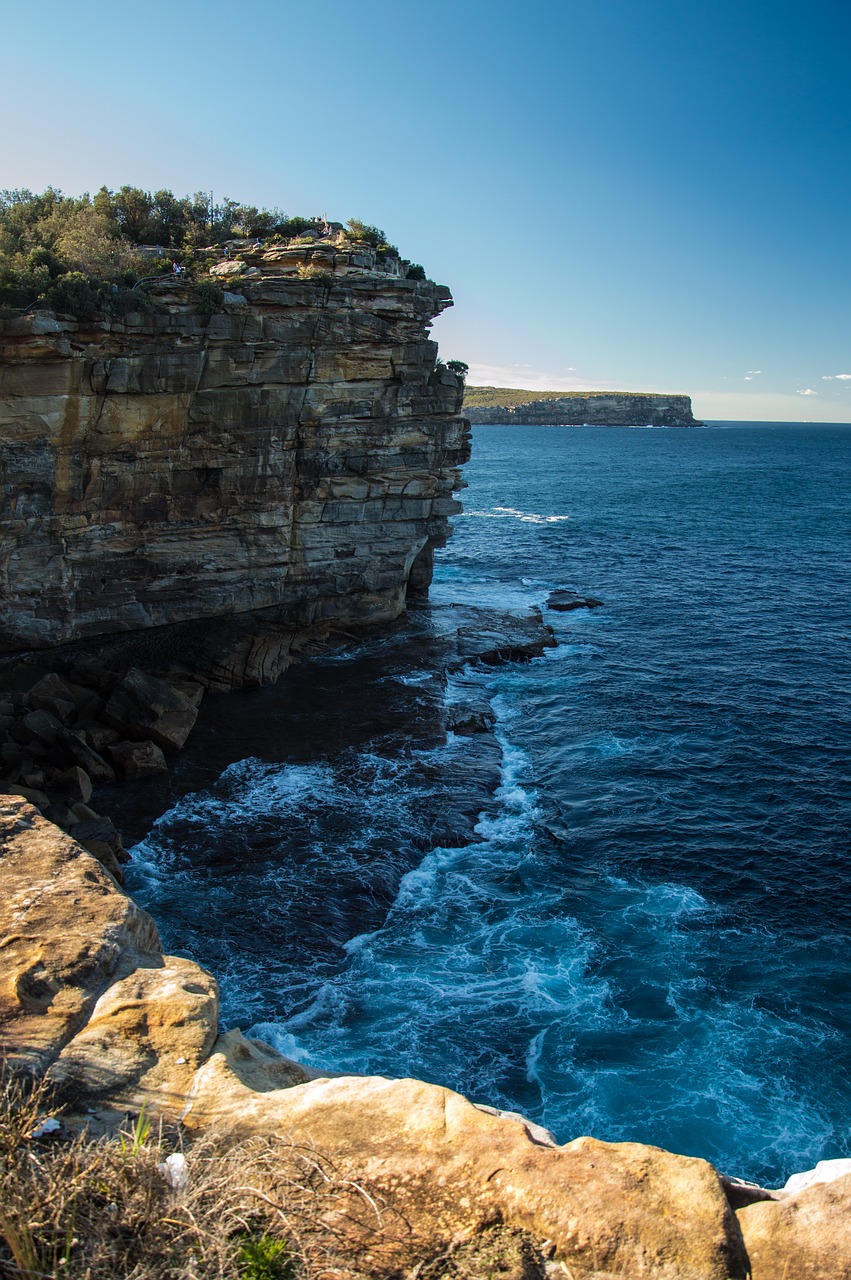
[
  {"left": 5, "top": 796, "right": 845, "bottom": 1279},
  {"left": 737, "top": 1173, "right": 851, "bottom": 1280},
  {"left": 0, "top": 797, "right": 160, "bottom": 1073}
]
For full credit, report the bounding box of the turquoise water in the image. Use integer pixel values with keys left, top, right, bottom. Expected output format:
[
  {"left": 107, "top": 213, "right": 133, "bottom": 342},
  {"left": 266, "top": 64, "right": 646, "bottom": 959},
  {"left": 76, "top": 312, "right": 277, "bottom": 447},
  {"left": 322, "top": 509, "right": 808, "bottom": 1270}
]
[{"left": 130, "top": 422, "right": 851, "bottom": 1184}]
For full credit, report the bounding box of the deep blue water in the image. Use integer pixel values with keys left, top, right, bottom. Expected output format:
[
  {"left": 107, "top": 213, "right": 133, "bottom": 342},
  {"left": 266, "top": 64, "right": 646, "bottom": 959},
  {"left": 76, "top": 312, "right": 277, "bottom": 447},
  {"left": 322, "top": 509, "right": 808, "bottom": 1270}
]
[{"left": 130, "top": 422, "right": 851, "bottom": 1185}]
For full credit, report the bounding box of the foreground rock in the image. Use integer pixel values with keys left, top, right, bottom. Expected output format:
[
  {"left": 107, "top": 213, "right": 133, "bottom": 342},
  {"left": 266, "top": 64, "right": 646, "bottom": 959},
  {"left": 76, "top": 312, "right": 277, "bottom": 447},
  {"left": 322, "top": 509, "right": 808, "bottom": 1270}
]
[
  {"left": 185, "top": 1065, "right": 748, "bottom": 1280},
  {"left": 738, "top": 1175, "right": 851, "bottom": 1279},
  {"left": 4, "top": 794, "right": 848, "bottom": 1278},
  {"left": 0, "top": 795, "right": 159, "bottom": 1073}
]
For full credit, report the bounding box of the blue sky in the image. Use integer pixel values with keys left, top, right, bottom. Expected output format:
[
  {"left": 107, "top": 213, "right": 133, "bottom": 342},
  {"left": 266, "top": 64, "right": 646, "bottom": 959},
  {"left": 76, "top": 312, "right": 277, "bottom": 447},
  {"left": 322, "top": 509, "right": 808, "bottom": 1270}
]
[{"left": 3, "top": 0, "right": 849, "bottom": 420}]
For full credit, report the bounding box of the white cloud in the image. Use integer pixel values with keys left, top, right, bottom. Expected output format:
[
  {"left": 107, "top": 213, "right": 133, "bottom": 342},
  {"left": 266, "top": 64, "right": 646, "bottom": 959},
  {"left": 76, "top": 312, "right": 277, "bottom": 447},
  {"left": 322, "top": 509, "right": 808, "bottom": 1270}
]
[
  {"left": 797, "top": 388, "right": 819, "bottom": 396},
  {"left": 744, "top": 370, "right": 762, "bottom": 380},
  {"left": 822, "top": 373, "right": 851, "bottom": 381},
  {"left": 466, "top": 362, "right": 616, "bottom": 392}
]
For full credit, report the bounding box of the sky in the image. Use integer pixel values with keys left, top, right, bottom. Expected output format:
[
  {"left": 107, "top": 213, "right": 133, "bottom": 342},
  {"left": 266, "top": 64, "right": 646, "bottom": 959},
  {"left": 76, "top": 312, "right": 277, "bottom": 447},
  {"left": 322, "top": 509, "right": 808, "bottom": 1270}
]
[{"left": 2, "top": 0, "right": 850, "bottom": 421}]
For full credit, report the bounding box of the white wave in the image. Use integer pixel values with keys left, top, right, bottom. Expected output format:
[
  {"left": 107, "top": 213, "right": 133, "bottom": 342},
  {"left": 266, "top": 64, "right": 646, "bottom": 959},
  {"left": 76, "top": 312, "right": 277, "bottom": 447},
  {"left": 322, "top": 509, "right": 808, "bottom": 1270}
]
[{"left": 464, "top": 506, "right": 571, "bottom": 525}]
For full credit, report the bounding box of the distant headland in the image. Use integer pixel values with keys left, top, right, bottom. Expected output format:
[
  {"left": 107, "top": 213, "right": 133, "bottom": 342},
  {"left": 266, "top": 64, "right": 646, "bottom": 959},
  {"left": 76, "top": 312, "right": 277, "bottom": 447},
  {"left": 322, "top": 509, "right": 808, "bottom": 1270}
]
[{"left": 464, "top": 386, "right": 701, "bottom": 427}]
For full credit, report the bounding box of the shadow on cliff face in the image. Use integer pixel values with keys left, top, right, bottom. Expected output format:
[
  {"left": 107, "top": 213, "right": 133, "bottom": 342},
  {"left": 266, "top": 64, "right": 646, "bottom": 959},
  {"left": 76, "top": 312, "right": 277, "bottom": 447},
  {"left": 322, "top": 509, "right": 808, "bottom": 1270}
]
[
  {"left": 98, "top": 603, "right": 507, "bottom": 845},
  {"left": 95, "top": 602, "right": 551, "bottom": 1031}
]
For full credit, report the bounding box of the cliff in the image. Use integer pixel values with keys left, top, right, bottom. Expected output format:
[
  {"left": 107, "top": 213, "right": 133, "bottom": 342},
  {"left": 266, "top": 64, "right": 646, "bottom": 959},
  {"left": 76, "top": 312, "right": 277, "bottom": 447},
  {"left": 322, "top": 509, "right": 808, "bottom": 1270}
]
[
  {"left": 463, "top": 387, "right": 699, "bottom": 426},
  {"left": 0, "top": 242, "right": 469, "bottom": 655}
]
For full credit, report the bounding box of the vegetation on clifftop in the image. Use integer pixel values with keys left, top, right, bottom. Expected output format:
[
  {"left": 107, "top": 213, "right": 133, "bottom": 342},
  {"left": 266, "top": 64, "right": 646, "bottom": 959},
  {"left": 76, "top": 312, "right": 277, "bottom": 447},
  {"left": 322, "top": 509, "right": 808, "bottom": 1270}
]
[
  {"left": 0, "top": 187, "right": 400, "bottom": 317},
  {"left": 463, "top": 386, "right": 666, "bottom": 408}
]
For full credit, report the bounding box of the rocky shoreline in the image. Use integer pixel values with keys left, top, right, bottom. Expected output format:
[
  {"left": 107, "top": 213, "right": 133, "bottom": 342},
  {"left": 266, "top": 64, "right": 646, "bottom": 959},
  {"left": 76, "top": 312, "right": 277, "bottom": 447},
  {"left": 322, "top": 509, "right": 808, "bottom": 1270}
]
[
  {"left": 2, "top": 234, "right": 848, "bottom": 1278},
  {"left": 2, "top": 604, "right": 851, "bottom": 1278}
]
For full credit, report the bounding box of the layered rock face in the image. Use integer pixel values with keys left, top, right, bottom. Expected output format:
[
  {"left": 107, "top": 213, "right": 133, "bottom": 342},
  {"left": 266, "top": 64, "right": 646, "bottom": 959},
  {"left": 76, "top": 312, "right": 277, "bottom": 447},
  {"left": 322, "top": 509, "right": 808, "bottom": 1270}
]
[
  {"left": 464, "top": 391, "right": 698, "bottom": 426},
  {"left": 0, "top": 245, "right": 468, "bottom": 653}
]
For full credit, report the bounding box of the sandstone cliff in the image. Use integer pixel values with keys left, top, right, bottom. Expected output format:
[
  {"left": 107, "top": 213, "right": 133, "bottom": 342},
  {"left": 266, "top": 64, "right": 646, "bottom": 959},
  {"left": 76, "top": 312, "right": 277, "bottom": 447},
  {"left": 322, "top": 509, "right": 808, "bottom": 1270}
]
[
  {"left": 0, "top": 243, "right": 469, "bottom": 654},
  {"left": 463, "top": 388, "right": 699, "bottom": 426}
]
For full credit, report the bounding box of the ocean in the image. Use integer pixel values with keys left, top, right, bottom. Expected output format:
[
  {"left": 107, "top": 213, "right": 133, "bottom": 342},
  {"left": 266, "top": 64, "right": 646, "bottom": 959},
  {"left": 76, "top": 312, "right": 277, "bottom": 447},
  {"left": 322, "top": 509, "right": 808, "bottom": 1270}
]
[{"left": 128, "top": 421, "right": 851, "bottom": 1186}]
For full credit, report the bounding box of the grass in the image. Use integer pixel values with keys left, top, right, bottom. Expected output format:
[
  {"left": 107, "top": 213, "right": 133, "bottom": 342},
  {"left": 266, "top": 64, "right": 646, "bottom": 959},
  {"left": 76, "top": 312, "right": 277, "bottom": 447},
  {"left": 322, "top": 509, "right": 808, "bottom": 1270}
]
[
  {"left": 0, "top": 1073, "right": 550, "bottom": 1278},
  {"left": 0, "top": 1073, "right": 317, "bottom": 1279},
  {"left": 462, "top": 386, "right": 664, "bottom": 408}
]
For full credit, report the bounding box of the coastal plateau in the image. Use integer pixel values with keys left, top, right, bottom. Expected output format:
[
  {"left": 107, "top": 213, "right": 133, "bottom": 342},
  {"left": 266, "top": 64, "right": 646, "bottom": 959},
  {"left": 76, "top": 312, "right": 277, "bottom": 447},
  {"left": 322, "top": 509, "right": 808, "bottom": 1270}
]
[{"left": 463, "top": 387, "right": 700, "bottom": 426}]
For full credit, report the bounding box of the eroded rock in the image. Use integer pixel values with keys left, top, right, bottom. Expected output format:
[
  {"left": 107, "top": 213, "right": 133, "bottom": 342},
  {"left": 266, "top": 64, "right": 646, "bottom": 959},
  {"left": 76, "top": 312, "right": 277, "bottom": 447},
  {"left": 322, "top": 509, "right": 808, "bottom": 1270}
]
[
  {"left": 48, "top": 955, "right": 219, "bottom": 1111},
  {"left": 104, "top": 667, "right": 199, "bottom": 751},
  {"left": 182, "top": 1068, "right": 748, "bottom": 1279},
  {"left": 737, "top": 1174, "right": 851, "bottom": 1279},
  {"left": 0, "top": 798, "right": 160, "bottom": 1072}
]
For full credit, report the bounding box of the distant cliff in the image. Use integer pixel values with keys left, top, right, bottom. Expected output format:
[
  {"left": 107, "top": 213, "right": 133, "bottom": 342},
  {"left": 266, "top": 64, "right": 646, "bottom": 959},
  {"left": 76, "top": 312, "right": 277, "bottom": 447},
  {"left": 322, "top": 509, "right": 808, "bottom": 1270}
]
[
  {"left": 464, "top": 387, "right": 700, "bottom": 426},
  {"left": 0, "top": 242, "right": 469, "bottom": 654}
]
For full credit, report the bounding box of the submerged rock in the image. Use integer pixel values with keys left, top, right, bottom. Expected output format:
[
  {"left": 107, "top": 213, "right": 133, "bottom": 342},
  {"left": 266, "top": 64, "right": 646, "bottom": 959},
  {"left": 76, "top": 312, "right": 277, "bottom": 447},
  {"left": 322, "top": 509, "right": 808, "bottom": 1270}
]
[{"left": 546, "top": 589, "right": 604, "bottom": 612}]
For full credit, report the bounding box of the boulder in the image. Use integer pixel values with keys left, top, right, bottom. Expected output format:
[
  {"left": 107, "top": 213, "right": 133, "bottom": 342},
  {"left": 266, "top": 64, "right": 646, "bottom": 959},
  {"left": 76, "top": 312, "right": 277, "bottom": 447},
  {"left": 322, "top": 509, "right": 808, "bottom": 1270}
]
[
  {"left": 48, "top": 765, "right": 93, "bottom": 805},
  {"left": 22, "top": 708, "right": 65, "bottom": 748},
  {"left": 62, "top": 732, "right": 115, "bottom": 784},
  {"left": 0, "top": 797, "right": 160, "bottom": 1073},
  {"left": 42, "top": 802, "right": 79, "bottom": 829},
  {"left": 182, "top": 1066, "right": 748, "bottom": 1280},
  {"left": 48, "top": 956, "right": 219, "bottom": 1112},
  {"left": 209, "top": 259, "right": 248, "bottom": 277},
  {"left": 72, "top": 816, "right": 127, "bottom": 860},
  {"left": 26, "top": 673, "right": 95, "bottom": 713},
  {"left": 782, "top": 1156, "right": 851, "bottom": 1195},
  {"left": 737, "top": 1173, "right": 851, "bottom": 1279},
  {"left": 80, "top": 722, "right": 120, "bottom": 753},
  {"left": 72, "top": 816, "right": 128, "bottom": 883},
  {"left": 104, "top": 667, "right": 198, "bottom": 751},
  {"left": 547, "top": 590, "right": 604, "bottom": 612},
  {"left": 106, "top": 739, "right": 168, "bottom": 779},
  {"left": 0, "top": 783, "right": 50, "bottom": 810}
]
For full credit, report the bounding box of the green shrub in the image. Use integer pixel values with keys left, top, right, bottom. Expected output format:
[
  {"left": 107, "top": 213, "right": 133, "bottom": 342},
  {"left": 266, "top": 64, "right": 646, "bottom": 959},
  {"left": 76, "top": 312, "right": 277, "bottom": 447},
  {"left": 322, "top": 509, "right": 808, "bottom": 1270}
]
[
  {"left": 295, "top": 264, "right": 333, "bottom": 287},
  {"left": 192, "top": 281, "right": 224, "bottom": 316},
  {"left": 0, "top": 189, "right": 420, "bottom": 316},
  {"left": 275, "top": 216, "right": 316, "bottom": 240},
  {"left": 44, "top": 272, "right": 112, "bottom": 318},
  {"left": 447, "top": 359, "right": 469, "bottom": 381},
  {"left": 237, "top": 1233, "right": 295, "bottom": 1280},
  {"left": 345, "top": 218, "right": 388, "bottom": 248},
  {"left": 406, "top": 263, "right": 426, "bottom": 280}
]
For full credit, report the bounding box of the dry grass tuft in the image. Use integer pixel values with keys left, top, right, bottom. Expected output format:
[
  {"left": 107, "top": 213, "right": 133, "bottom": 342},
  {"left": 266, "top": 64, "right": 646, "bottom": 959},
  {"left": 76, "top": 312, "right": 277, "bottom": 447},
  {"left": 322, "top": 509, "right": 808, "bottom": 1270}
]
[
  {"left": 0, "top": 1072, "right": 339, "bottom": 1279},
  {"left": 0, "top": 1073, "right": 547, "bottom": 1279}
]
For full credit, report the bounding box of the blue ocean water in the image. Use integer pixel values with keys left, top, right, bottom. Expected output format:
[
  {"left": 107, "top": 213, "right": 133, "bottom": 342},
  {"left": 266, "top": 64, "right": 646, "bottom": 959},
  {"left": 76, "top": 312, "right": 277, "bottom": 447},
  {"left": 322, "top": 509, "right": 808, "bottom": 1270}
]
[{"left": 130, "top": 422, "right": 851, "bottom": 1185}]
